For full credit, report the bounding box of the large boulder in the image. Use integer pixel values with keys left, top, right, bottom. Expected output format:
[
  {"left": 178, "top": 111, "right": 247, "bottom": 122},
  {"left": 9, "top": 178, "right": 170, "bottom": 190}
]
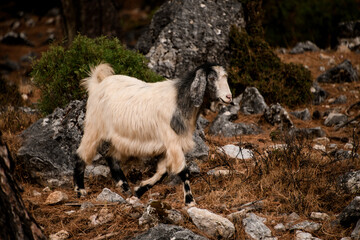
[
  {"left": 17, "top": 100, "right": 86, "bottom": 182},
  {"left": 136, "top": 0, "right": 245, "bottom": 79}
]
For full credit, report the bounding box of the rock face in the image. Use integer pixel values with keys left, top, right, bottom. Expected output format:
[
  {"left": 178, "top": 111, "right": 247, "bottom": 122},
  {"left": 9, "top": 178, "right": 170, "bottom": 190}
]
[
  {"left": 316, "top": 60, "right": 359, "bottom": 83},
  {"left": 136, "top": 0, "right": 245, "bottom": 79},
  {"left": 187, "top": 207, "right": 235, "bottom": 239},
  {"left": 132, "top": 224, "right": 208, "bottom": 240},
  {"left": 17, "top": 100, "right": 86, "bottom": 182}
]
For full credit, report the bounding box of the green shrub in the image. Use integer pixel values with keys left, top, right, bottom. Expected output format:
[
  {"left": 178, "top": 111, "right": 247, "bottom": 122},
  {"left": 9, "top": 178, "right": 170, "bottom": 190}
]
[
  {"left": 31, "top": 35, "right": 163, "bottom": 114},
  {"left": 228, "top": 26, "right": 313, "bottom": 107}
]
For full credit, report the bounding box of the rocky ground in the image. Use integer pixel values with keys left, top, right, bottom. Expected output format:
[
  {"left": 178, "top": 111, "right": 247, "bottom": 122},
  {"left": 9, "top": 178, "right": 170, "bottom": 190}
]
[{"left": 1, "top": 2, "right": 360, "bottom": 240}]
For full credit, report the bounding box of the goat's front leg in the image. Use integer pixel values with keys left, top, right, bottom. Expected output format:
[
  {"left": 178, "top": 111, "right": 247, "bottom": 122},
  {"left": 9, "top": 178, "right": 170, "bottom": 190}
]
[
  {"left": 178, "top": 166, "right": 196, "bottom": 206},
  {"left": 73, "top": 153, "right": 87, "bottom": 197},
  {"left": 105, "top": 156, "right": 132, "bottom": 196}
]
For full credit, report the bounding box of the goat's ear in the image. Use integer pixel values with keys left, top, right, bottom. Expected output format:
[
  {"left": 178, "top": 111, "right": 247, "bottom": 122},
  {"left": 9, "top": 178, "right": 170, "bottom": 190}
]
[{"left": 190, "top": 69, "right": 207, "bottom": 107}]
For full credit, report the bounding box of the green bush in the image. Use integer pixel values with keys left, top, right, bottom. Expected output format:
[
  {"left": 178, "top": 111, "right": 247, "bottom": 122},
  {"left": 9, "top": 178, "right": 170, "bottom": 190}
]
[
  {"left": 31, "top": 35, "right": 163, "bottom": 114},
  {"left": 228, "top": 26, "right": 313, "bottom": 107}
]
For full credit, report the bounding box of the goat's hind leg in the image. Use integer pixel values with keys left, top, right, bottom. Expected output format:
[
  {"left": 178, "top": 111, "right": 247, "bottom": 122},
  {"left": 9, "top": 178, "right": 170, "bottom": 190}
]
[
  {"left": 105, "top": 156, "right": 132, "bottom": 196},
  {"left": 134, "top": 158, "right": 168, "bottom": 198},
  {"left": 73, "top": 153, "right": 87, "bottom": 197}
]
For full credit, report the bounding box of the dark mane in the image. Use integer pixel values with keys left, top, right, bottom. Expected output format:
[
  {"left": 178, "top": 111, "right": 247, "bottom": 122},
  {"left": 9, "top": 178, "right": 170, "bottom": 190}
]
[{"left": 170, "top": 63, "right": 220, "bottom": 135}]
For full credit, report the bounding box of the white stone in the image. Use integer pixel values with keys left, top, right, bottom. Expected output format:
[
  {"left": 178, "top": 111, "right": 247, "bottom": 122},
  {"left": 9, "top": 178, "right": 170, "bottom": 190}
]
[
  {"left": 89, "top": 207, "right": 114, "bottom": 226},
  {"left": 33, "top": 190, "right": 42, "bottom": 197},
  {"left": 207, "top": 169, "right": 231, "bottom": 177},
  {"left": 290, "top": 220, "right": 321, "bottom": 232},
  {"left": 96, "top": 188, "right": 125, "bottom": 203},
  {"left": 313, "top": 144, "right": 326, "bottom": 151},
  {"left": 187, "top": 207, "right": 235, "bottom": 239},
  {"left": 310, "top": 212, "right": 330, "bottom": 221},
  {"left": 49, "top": 230, "right": 69, "bottom": 240},
  {"left": 85, "top": 165, "right": 110, "bottom": 178},
  {"left": 45, "top": 191, "right": 68, "bottom": 205},
  {"left": 274, "top": 223, "right": 286, "bottom": 232},
  {"left": 219, "top": 144, "right": 253, "bottom": 159},
  {"left": 295, "top": 230, "right": 322, "bottom": 240}
]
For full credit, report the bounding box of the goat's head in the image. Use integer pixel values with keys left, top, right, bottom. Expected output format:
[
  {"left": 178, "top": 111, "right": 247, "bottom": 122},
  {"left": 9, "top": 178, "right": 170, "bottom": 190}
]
[{"left": 190, "top": 64, "right": 232, "bottom": 107}]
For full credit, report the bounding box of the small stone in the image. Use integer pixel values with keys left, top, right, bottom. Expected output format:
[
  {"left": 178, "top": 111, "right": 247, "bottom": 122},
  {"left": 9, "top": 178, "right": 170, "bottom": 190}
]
[
  {"left": 310, "top": 212, "right": 330, "bottom": 221},
  {"left": 344, "top": 143, "right": 354, "bottom": 150},
  {"left": 290, "top": 220, "right": 321, "bottom": 232},
  {"left": 42, "top": 186, "right": 51, "bottom": 192},
  {"left": 227, "top": 209, "right": 248, "bottom": 223},
  {"left": 49, "top": 230, "right": 69, "bottom": 240},
  {"left": 80, "top": 202, "right": 95, "bottom": 210},
  {"left": 188, "top": 207, "right": 235, "bottom": 239},
  {"left": 33, "top": 190, "right": 42, "bottom": 197},
  {"left": 45, "top": 191, "right": 68, "bottom": 205},
  {"left": 89, "top": 207, "right": 114, "bottom": 226},
  {"left": 127, "top": 196, "right": 145, "bottom": 208},
  {"left": 65, "top": 210, "right": 76, "bottom": 215},
  {"left": 96, "top": 188, "right": 126, "bottom": 203},
  {"left": 295, "top": 230, "right": 321, "bottom": 240},
  {"left": 274, "top": 223, "right": 286, "bottom": 232},
  {"left": 218, "top": 144, "right": 253, "bottom": 159},
  {"left": 313, "top": 144, "right": 326, "bottom": 151},
  {"left": 207, "top": 169, "right": 231, "bottom": 177}
]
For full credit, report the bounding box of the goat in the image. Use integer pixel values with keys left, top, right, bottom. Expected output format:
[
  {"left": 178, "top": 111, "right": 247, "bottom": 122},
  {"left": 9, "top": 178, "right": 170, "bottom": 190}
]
[{"left": 73, "top": 62, "right": 232, "bottom": 205}]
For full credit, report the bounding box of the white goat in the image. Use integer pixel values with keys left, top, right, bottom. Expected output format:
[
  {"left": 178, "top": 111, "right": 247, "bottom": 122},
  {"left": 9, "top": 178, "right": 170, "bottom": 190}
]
[{"left": 74, "top": 63, "right": 232, "bottom": 205}]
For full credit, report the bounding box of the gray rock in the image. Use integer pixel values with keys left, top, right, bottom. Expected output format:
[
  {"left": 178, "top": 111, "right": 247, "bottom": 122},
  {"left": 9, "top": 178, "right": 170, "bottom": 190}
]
[
  {"left": 136, "top": 0, "right": 245, "bottom": 79},
  {"left": 209, "top": 104, "right": 262, "bottom": 137},
  {"left": 240, "top": 87, "right": 268, "bottom": 115},
  {"left": 331, "top": 95, "right": 347, "bottom": 104},
  {"left": 80, "top": 202, "right": 95, "bottom": 211},
  {"left": 290, "top": 220, "right": 321, "bottom": 232},
  {"left": 242, "top": 213, "right": 273, "bottom": 240},
  {"left": 317, "top": 60, "right": 358, "bottom": 83},
  {"left": 0, "top": 59, "right": 20, "bottom": 72},
  {"left": 329, "top": 149, "right": 357, "bottom": 161},
  {"left": 338, "top": 20, "right": 360, "bottom": 39},
  {"left": 187, "top": 207, "right": 235, "bottom": 239},
  {"left": 351, "top": 219, "right": 360, "bottom": 240},
  {"left": 290, "top": 108, "right": 311, "bottom": 121},
  {"left": 96, "top": 188, "right": 126, "bottom": 203},
  {"left": 288, "top": 127, "right": 326, "bottom": 139},
  {"left": 311, "top": 82, "right": 328, "bottom": 105},
  {"left": 290, "top": 41, "right": 320, "bottom": 54},
  {"left": 186, "top": 118, "right": 209, "bottom": 161},
  {"left": 338, "top": 196, "right": 360, "bottom": 226},
  {"left": 85, "top": 165, "right": 110, "bottom": 178},
  {"left": 264, "top": 103, "right": 293, "bottom": 129},
  {"left": 132, "top": 224, "right": 208, "bottom": 240},
  {"left": 324, "top": 113, "right": 348, "bottom": 126},
  {"left": 139, "top": 200, "right": 182, "bottom": 228},
  {"left": 338, "top": 170, "right": 360, "bottom": 194},
  {"left": 1, "top": 31, "right": 34, "bottom": 46},
  {"left": 17, "top": 100, "right": 87, "bottom": 182}
]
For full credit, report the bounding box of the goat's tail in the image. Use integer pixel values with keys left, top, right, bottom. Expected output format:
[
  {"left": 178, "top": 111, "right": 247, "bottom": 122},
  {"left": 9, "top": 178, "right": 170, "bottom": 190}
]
[{"left": 81, "top": 63, "right": 114, "bottom": 93}]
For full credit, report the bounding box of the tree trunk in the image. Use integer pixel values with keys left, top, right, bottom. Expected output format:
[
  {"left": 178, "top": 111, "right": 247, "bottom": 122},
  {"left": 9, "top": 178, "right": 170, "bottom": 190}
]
[
  {"left": 0, "top": 132, "right": 46, "bottom": 240},
  {"left": 60, "top": 0, "right": 122, "bottom": 44}
]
